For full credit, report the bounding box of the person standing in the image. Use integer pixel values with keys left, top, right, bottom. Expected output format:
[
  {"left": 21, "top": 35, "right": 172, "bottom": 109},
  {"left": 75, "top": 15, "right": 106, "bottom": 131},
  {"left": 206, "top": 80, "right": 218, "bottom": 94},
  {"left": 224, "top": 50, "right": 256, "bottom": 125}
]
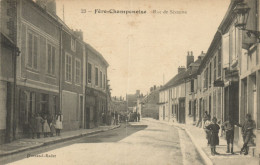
[
  {"left": 115, "top": 111, "right": 118, "bottom": 125},
  {"left": 206, "top": 117, "right": 220, "bottom": 156},
  {"left": 50, "top": 117, "right": 56, "bottom": 137},
  {"left": 239, "top": 114, "right": 256, "bottom": 155},
  {"left": 222, "top": 116, "right": 237, "bottom": 154},
  {"left": 203, "top": 111, "right": 210, "bottom": 128},
  {"left": 137, "top": 112, "right": 140, "bottom": 122},
  {"left": 29, "top": 113, "right": 36, "bottom": 139},
  {"left": 55, "top": 112, "right": 63, "bottom": 136},
  {"left": 43, "top": 115, "right": 51, "bottom": 137},
  {"left": 35, "top": 113, "right": 44, "bottom": 138},
  {"left": 204, "top": 117, "right": 212, "bottom": 146}
]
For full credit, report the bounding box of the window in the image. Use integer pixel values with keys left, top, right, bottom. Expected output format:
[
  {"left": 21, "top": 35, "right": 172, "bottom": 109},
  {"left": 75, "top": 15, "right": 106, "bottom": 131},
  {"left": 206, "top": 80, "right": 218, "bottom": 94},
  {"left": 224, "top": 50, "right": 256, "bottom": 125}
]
[
  {"left": 189, "top": 101, "right": 192, "bottom": 115},
  {"left": 65, "top": 53, "right": 72, "bottom": 82},
  {"left": 209, "top": 62, "right": 212, "bottom": 86},
  {"left": 218, "top": 49, "right": 221, "bottom": 77},
  {"left": 191, "top": 79, "right": 194, "bottom": 92},
  {"left": 75, "top": 59, "right": 81, "bottom": 84},
  {"left": 213, "top": 56, "right": 217, "bottom": 81},
  {"left": 87, "top": 63, "right": 92, "bottom": 83},
  {"left": 103, "top": 74, "right": 106, "bottom": 89},
  {"left": 95, "top": 67, "right": 98, "bottom": 86},
  {"left": 71, "top": 37, "right": 76, "bottom": 51},
  {"left": 100, "top": 71, "right": 102, "bottom": 88},
  {"left": 27, "top": 32, "right": 38, "bottom": 69},
  {"left": 47, "top": 43, "right": 56, "bottom": 75},
  {"left": 204, "top": 68, "right": 208, "bottom": 89},
  {"left": 53, "top": 96, "right": 57, "bottom": 116},
  {"left": 40, "top": 94, "right": 49, "bottom": 115}
]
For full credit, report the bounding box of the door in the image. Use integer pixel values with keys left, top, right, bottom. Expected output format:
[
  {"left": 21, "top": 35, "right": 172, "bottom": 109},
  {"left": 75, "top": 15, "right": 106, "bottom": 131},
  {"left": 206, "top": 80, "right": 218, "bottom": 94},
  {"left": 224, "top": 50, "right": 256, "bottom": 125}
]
[
  {"left": 85, "top": 107, "right": 90, "bottom": 129},
  {"left": 193, "top": 100, "right": 197, "bottom": 122},
  {"left": 79, "top": 96, "right": 83, "bottom": 128},
  {"left": 163, "top": 106, "right": 165, "bottom": 120},
  {"left": 179, "top": 98, "right": 185, "bottom": 123}
]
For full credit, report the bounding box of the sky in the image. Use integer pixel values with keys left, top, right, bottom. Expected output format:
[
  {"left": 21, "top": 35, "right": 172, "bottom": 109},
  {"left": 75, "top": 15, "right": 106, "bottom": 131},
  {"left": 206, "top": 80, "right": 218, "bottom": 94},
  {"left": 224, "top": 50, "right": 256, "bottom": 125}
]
[{"left": 55, "top": 0, "right": 230, "bottom": 97}]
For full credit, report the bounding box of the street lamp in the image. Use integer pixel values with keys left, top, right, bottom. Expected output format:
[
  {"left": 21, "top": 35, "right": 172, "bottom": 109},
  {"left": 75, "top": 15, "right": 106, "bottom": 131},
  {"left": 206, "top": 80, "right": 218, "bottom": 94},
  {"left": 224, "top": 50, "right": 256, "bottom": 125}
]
[{"left": 233, "top": 1, "right": 260, "bottom": 42}]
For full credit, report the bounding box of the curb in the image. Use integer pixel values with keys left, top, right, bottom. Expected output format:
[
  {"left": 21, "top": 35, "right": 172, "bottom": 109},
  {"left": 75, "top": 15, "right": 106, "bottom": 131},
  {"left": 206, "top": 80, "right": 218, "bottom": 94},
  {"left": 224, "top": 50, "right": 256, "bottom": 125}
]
[
  {"left": 0, "top": 125, "right": 121, "bottom": 157},
  {"left": 184, "top": 128, "right": 213, "bottom": 165}
]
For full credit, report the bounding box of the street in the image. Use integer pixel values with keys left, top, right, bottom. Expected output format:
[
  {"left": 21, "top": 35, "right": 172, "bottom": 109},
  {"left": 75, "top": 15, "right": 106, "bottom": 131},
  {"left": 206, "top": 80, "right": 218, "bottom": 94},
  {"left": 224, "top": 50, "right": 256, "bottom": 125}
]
[{"left": 2, "top": 120, "right": 204, "bottom": 165}]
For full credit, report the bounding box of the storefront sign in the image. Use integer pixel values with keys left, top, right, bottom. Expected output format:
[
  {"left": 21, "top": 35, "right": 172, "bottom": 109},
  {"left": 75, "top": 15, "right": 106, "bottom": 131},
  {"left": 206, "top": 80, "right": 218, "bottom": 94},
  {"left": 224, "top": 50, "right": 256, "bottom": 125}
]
[{"left": 214, "top": 80, "right": 224, "bottom": 87}]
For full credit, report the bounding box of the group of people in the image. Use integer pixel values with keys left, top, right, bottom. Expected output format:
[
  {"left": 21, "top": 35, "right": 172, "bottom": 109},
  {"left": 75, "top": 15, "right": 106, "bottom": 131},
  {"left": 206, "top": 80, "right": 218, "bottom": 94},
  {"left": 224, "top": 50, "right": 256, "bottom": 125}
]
[
  {"left": 28, "top": 112, "right": 63, "bottom": 139},
  {"left": 203, "top": 112, "right": 256, "bottom": 156},
  {"left": 128, "top": 112, "right": 140, "bottom": 122}
]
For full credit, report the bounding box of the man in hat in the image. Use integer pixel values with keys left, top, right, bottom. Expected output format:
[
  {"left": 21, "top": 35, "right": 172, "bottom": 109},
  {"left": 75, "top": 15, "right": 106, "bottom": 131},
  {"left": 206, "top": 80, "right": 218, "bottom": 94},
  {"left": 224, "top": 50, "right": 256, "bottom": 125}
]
[{"left": 238, "top": 114, "right": 256, "bottom": 155}]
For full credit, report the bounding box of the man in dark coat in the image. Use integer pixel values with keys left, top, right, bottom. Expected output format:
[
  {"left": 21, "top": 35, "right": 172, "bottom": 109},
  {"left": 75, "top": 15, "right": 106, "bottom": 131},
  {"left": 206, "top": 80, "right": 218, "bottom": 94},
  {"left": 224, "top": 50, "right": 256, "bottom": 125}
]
[
  {"left": 206, "top": 117, "right": 220, "bottom": 156},
  {"left": 35, "top": 113, "right": 44, "bottom": 138},
  {"left": 238, "top": 114, "right": 256, "bottom": 155},
  {"left": 29, "top": 113, "right": 36, "bottom": 139}
]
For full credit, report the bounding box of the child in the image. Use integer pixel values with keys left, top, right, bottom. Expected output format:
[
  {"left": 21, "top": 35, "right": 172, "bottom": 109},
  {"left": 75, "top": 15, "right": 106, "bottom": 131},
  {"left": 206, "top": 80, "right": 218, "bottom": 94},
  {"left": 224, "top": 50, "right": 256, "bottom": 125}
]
[
  {"left": 206, "top": 117, "right": 220, "bottom": 156},
  {"left": 204, "top": 117, "right": 212, "bottom": 146},
  {"left": 43, "top": 115, "right": 51, "bottom": 137},
  {"left": 222, "top": 116, "right": 237, "bottom": 154},
  {"left": 50, "top": 118, "right": 56, "bottom": 137}
]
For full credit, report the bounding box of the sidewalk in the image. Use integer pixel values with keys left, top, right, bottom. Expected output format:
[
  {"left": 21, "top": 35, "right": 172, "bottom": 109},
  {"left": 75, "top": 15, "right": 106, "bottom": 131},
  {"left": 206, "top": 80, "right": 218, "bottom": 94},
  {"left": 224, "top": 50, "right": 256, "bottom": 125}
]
[
  {"left": 143, "top": 118, "right": 259, "bottom": 165},
  {"left": 0, "top": 124, "right": 120, "bottom": 157}
]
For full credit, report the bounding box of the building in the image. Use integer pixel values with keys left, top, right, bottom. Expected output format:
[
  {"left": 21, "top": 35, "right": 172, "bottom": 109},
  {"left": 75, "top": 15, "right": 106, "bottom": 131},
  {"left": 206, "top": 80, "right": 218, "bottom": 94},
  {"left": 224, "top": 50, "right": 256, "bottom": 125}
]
[
  {"left": 0, "top": 0, "right": 110, "bottom": 144},
  {"left": 185, "top": 0, "right": 259, "bottom": 156},
  {"left": 159, "top": 52, "right": 204, "bottom": 123},
  {"left": 184, "top": 52, "right": 205, "bottom": 125},
  {"left": 85, "top": 43, "right": 109, "bottom": 128},
  {"left": 0, "top": 0, "right": 19, "bottom": 144},
  {"left": 60, "top": 25, "right": 85, "bottom": 131},
  {"left": 110, "top": 96, "right": 127, "bottom": 118},
  {"left": 140, "top": 86, "right": 160, "bottom": 120},
  {"left": 126, "top": 90, "right": 140, "bottom": 113},
  {"left": 14, "top": 0, "right": 61, "bottom": 139},
  {"left": 237, "top": 0, "right": 260, "bottom": 156}
]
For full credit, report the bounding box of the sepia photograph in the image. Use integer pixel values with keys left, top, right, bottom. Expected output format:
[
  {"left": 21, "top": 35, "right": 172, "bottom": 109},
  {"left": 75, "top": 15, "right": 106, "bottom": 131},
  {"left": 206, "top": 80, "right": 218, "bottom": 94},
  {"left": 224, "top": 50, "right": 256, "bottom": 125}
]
[{"left": 0, "top": 0, "right": 260, "bottom": 164}]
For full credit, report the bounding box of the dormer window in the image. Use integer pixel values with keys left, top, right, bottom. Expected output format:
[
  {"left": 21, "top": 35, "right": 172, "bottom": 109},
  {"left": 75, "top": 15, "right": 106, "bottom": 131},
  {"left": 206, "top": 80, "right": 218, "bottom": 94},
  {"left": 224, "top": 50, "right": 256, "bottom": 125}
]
[{"left": 71, "top": 37, "right": 76, "bottom": 52}]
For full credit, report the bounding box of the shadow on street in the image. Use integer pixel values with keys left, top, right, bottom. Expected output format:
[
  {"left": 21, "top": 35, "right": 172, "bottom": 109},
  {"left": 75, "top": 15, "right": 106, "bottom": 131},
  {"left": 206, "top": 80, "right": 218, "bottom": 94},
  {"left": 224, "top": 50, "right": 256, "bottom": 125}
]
[{"left": 78, "top": 123, "right": 148, "bottom": 143}]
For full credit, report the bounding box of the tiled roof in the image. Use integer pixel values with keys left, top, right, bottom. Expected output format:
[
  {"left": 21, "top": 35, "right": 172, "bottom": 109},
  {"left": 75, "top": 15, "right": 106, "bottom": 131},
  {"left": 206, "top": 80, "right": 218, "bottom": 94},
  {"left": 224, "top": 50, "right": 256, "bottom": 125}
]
[{"left": 160, "top": 59, "right": 202, "bottom": 91}]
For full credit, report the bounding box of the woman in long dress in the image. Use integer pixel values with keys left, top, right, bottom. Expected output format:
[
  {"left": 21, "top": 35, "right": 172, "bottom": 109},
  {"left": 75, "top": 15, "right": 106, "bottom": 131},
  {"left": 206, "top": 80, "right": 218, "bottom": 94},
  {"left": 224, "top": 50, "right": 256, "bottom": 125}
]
[
  {"left": 55, "top": 112, "right": 63, "bottom": 136},
  {"left": 43, "top": 115, "right": 51, "bottom": 137}
]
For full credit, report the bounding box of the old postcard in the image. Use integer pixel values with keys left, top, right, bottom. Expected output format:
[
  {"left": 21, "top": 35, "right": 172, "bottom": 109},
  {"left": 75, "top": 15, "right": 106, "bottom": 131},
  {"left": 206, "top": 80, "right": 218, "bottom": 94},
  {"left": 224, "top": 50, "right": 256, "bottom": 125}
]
[{"left": 0, "top": 0, "right": 259, "bottom": 164}]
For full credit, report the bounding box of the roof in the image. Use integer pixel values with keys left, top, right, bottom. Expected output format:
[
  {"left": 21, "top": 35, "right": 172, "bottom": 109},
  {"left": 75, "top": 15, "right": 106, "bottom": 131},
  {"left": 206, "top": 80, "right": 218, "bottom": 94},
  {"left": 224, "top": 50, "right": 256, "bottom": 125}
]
[
  {"left": 160, "top": 70, "right": 188, "bottom": 91},
  {"left": 85, "top": 43, "right": 109, "bottom": 67},
  {"left": 141, "top": 88, "right": 160, "bottom": 104},
  {"left": 160, "top": 56, "right": 203, "bottom": 91}
]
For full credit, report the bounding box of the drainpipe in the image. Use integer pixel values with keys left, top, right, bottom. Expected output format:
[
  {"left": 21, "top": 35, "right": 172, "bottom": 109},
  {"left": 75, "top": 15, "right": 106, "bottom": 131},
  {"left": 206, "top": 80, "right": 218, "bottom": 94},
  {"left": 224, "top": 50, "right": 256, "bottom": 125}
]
[
  {"left": 59, "top": 25, "right": 63, "bottom": 114},
  {"left": 12, "top": 0, "right": 19, "bottom": 142}
]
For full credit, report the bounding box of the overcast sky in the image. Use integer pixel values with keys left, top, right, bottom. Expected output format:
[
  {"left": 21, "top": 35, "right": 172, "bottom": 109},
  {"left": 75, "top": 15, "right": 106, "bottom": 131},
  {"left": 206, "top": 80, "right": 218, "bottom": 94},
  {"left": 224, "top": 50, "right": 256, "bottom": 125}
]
[{"left": 56, "top": 0, "right": 230, "bottom": 97}]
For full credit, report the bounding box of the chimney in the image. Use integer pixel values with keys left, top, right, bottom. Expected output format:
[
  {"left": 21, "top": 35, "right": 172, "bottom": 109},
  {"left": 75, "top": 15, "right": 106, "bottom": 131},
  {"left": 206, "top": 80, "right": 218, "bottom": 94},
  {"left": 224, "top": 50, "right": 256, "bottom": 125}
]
[
  {"left": 154, "top": 85, "right": 156, "bottom": 90},
  {"left": 178, "top": 66, "right": 186, "bottom": 74},
  {"left": 36, "top": 0, "right": 56, "bottom": 15},
  {"left": 187, "top": 51, "right": 194, "bottom": 68},
  {"left": 198, "top": 51, "right": 205, "bottom": 60},
  {"left": 73, "top": 29, "right": 84, "bottom": 40},
  {"left": 136, "top": 90, "right": 140, "bottom": 96}
]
